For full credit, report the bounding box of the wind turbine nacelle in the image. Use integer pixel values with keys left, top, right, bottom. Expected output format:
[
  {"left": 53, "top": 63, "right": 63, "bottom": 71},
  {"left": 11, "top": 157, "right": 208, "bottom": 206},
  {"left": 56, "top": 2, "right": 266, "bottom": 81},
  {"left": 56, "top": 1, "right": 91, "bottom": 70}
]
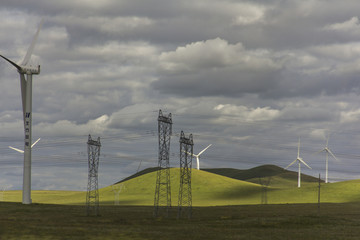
[{"left": 19, "top": 65, "right": 40, "bottom": 75}]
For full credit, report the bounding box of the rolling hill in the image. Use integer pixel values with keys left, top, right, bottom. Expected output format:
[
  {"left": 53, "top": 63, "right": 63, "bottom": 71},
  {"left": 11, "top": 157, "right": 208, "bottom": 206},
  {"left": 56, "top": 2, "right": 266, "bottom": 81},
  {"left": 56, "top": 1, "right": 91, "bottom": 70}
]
[
  {"left": 3, "top": 168, "right": 264, "bottom": 206},
  {"left": 115, "top": 164, "right": 321, "bottom": 188},
  {"left": 2, "top": 165, "right": 358, "bottom": 206},
  {"left": 103, "top": 168, "right": 360, "bottom": 206},
  {"left": 101, "top": 168, "right": 264, "bottom": 206}
]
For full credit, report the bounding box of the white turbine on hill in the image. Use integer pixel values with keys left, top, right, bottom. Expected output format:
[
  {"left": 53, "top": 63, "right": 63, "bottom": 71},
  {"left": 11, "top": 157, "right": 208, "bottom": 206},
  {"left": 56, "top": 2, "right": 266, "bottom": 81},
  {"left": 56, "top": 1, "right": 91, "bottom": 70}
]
[
  {"left": 0, "top": 20, "right": 43, "bottom": 204},
  {"left": 9, "top": 138, "right": 41, "bottom": 153},
  {"left": 285, "top": 138, "right": 312, "bottom": 188},
  {"left": 316, "top": 135, "right": 339, "bottom": 184},
  {"left": 187, "top": 144, "right": 212, "bottom": 170}
]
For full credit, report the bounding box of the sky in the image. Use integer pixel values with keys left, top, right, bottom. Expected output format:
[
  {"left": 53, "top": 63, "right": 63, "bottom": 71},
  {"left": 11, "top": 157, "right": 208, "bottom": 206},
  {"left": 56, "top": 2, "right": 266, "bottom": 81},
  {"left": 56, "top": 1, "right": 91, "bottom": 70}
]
[{"left": 1, "top": 0, "right": 360, "bottom": 191}]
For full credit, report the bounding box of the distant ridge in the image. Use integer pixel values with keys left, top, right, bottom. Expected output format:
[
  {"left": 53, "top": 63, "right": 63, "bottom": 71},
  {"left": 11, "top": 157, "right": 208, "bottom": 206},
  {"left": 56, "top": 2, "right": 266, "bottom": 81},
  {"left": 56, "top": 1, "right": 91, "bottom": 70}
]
[
  {"left": 202, "top": 164, "right": 322, "bottom": 187},
  {"left": 115, "top": 164, "right": 322, "bottom": 187},
  {"left": 202, "top": 165, "right": 285, "bottom": 180},
  {"left": 115, "top": 167, "right": 160, "bottom": 184}
]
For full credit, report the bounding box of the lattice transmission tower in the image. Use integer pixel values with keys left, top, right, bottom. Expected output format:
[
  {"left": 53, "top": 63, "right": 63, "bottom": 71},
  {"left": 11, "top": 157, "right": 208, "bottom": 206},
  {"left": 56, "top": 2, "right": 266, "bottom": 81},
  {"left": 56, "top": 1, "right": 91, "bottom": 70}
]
[
  {"left": 178, "top": 131, "right": 193, "bottom": 219},
  {"left": 259, "top": 177, "right": 271, "bottom": 205},
  {"left": 86, "top": 135, "right": 101, "bottom": 216},
  {"left": 154, "top": 110, "right": 172, "bottom": 217}
]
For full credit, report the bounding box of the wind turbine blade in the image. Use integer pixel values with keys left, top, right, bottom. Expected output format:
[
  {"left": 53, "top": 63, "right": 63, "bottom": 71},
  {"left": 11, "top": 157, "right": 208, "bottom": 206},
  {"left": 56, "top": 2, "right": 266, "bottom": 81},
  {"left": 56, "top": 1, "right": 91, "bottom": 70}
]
[
  {"left": 136, "top": 159, "right": 143, "bottom": 173},
  {"left": 0, "top": 55, "right": 22, "bottom": 71},
  {"left": 326, "top": 134, "right": 330, "bottom": 147},
  {"left": 297, "top": 138, "right": 300, "bottom": 158},
  {"left": 198, "top": 144, "right": 212, "bottom": 156},
  {"left": 21, "top": 19, "right": 44, "bottom": 66},
  {"left": 298, "top": 158, "right": 312, "bottom": 169},
  {"left": 313, "top": 148, "right": 326, "bottom": 155},
  {"left": 9, "top": 146, "right": 24, "bottom": 154},
  {"left": 285, "top": 159, "right": 297, "bottom": 169},
  {"left": 187, "top": 152, "right": 196, "bottom": 157},
  {"left": 182, "top": 150, "right": 196, "bottom": 157},
  {"left": 327, "top": 148, "right": 339, "bottom": 162},
  {"left": 31, "top": 138, "right": 41, "bottom": 148}
]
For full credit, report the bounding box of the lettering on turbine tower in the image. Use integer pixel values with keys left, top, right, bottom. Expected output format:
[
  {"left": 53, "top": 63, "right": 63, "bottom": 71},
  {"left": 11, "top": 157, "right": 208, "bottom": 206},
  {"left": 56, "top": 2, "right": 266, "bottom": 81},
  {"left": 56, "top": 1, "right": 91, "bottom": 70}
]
[{"left": 25, "top": 112, "right": 31, "bottom": 146}]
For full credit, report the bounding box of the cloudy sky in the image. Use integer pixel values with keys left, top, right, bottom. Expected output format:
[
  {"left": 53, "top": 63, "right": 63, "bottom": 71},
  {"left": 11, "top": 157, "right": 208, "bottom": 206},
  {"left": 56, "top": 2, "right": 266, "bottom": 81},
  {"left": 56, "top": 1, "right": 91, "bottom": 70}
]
[{"left": 1, "top": 0, "right": 360, "bottom": 191}]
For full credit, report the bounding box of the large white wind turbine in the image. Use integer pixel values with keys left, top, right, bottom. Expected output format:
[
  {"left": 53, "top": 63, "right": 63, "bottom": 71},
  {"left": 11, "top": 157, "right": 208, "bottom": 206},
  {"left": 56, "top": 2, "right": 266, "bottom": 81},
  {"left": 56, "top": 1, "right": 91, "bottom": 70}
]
[
  {"left": 317, "top": 135, "right": 339, "bottom": 184},
  {"left": 9, "top": 138, "right": 41, "bottom": 153},
  {"left": 0, "top": 20, "right": 43, "bottom": 204},
  {"left": 188, "top": 144, "right": 212, "bottom": 170},
  {"left": 285, "top": 138, "right": 312, "bottom": 188}
]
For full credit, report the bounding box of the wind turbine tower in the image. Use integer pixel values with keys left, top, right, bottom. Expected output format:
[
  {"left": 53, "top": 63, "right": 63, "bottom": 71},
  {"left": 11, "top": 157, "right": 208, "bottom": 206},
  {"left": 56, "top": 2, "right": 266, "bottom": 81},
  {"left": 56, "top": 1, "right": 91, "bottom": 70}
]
[
  {"left": 0, "top": 20, "right": 43, "bottom": 204},
  {"left": 317, "top": 135, "right": 339, "bottom": 183},
  {"left": 285, "top": 138, "right": 312, "bottom": 188}
]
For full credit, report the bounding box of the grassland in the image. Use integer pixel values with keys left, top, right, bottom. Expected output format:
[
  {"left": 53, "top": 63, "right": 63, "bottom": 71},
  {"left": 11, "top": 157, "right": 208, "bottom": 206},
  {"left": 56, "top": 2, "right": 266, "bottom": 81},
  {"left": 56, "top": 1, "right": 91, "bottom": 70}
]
[
  {"left": 2, "top": 166, "right": 360, "bottom": 239},
  {"left": 2, "top": 167, "right": 360, "bottom": 206},
  {"left": 2, "top": 202, "right": 360, "bottom": 239}
]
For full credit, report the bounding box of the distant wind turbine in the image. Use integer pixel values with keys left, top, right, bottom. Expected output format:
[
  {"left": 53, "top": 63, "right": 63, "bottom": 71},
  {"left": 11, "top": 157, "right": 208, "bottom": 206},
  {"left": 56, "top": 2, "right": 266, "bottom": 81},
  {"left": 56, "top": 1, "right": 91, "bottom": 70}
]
[
  {"left": 0, "top": 19, "right": 43, "bottom": 204},
  {"left": 9, "top": 138, "right": 41, "bottom": 153},
  {"left": 285, "top": 138, "right": 312, "bottom": 188},
  {"left": 186, "top": 144, "right": 212, "bottom": 170},
  {"left": 316, "top": 135, "right": 339, "bottom": 184}
]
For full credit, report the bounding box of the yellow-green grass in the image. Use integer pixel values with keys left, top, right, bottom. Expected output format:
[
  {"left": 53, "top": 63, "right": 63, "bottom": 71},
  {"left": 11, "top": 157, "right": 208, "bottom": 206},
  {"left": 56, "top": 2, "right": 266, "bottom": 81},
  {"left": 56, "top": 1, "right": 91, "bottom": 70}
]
[
  {"left": 2, "top": 169, "right": 263, "bottom": 205},
  {"left": 265, "top": 179, "right": 360, "bottom": 204},
  {"left": 100, "top": 169, "right": 356, "bottom": 206},
  {"left": 3, "top": 190, "right": 85, "bottom": 204},
  {"left": 3, "top": 169, "right": 360, "bottom": 206}
]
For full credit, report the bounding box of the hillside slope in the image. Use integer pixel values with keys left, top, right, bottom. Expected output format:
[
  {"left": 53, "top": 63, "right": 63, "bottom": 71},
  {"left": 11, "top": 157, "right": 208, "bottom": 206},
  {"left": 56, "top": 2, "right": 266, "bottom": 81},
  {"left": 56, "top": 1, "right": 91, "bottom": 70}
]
[
  {"left": 100, "top": 170, "right": 360, "bottom": 206},
  {"left": 100, "top": 168, "right": 263, "bottom": 206},
  {"left": 115, "top": 167, "right": 159, "bottom": 184}
]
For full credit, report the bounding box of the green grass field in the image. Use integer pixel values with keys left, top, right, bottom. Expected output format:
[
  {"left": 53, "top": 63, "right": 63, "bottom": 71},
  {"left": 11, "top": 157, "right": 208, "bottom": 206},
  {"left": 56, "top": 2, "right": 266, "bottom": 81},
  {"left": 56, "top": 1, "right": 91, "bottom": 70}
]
[
  {"left": 2, "top": 166, "right": 360, "bottom": 239},
  {"left": 2, "top": 202, "right": 360, "bottom": 239}
]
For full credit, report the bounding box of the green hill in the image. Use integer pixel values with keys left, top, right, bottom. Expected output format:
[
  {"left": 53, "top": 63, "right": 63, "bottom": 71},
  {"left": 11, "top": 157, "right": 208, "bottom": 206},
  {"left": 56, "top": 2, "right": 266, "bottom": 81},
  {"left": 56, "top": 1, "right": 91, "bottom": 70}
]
[
  {"left": 3, "top": 169, "right": 263, "bottom": 206},
  {"left": 117, "top": 164, "right": 322, "bottom": 189},
  {"left": 100, "top": 168, "right": 263, "bottom": 206},
  {"left": 83, "top": 169, "right": 360, "bottom": 205}
]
